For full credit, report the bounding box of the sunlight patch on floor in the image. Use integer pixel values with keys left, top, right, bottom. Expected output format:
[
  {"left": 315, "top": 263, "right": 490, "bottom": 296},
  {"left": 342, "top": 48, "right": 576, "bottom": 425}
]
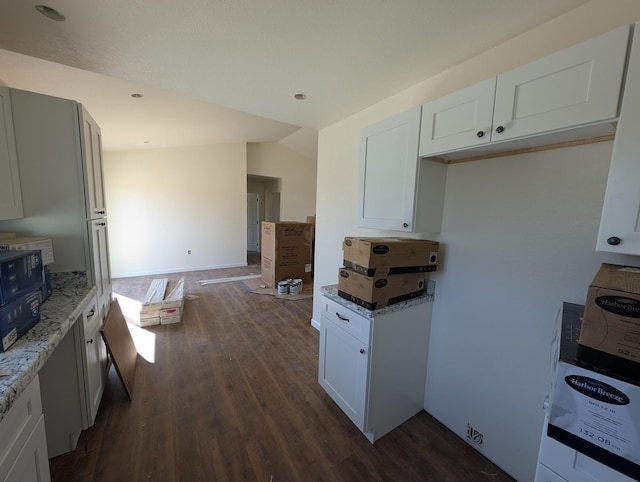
[{"left": 112, "top": 293, "right": 156, "bottom": 363}]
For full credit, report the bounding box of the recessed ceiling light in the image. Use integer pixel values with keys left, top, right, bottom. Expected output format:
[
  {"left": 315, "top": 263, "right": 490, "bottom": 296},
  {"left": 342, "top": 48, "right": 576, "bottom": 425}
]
[
  {"left": 35, "top": 5, "right": 65, "bottom": 22},
  {"left": 131, "top": 93, "right": 143, "bottom": 98},
  {"left": 294, "top": 92, "right": 307, "bottom": 101}
]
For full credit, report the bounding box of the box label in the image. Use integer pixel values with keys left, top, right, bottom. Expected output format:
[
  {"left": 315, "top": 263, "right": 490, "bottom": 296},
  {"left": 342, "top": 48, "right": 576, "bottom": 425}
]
[
  {"left": 2, "top": 327, "right": 16, "bottom": 351},
  {"left": 548, "top": 363, "right": 640, "bottom": 479}
]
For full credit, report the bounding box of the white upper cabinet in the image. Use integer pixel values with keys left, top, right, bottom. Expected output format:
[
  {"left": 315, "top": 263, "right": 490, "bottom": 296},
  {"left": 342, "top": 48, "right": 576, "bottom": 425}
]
[
  {"left": 358, "top": 106, "right": 446, "bottom": 233},
  {"left": 78, "top": 105, "right": 107, "bottom": 219},
  {"left": 0, "top": 86, "right": 23, "bottom": 220},
  {"left": 493, "top": 24, "right": 629, "bottom": 142},
  {"left": 597, "top": 23, "right": 640, "bottom": 256},
  {"left": 419, "top": 78, "right": 496, "bottom": 155},
  {"left": 419, "top": 24, "right": 630, "bottom": 159}
]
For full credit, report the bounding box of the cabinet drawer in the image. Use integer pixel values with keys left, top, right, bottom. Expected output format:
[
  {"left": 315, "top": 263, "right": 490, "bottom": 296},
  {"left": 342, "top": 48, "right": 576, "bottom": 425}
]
[
  {"left": 0, "top": 375, "right": 43, "bottom": 474},
  {"left": 322, "top": 297, "right": 371, "bottom": 344}
]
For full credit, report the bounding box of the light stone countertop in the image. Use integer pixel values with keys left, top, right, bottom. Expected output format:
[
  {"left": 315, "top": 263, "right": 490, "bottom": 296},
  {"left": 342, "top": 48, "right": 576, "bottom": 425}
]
[
  {"left": 0, "top": 272, "right": 96, "bottom": 423},
  {"left": 320, "top": 279, "right": 435, "bottom": 319}
]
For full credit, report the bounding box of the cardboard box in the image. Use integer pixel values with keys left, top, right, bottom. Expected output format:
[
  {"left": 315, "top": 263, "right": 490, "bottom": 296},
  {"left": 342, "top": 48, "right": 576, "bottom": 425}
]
[
  {"left": 342, "top": 237, "right": 439, "bottom": 276},
  {"left": 0, "top": 237, "right": 55, "bottom": 266},
  {"left": 0, "top": 288, "right": 41, "bottom": 352},
  {"left": 578, "top": 263, "right": 640, "bottom": 366},
  {"left": 261, "top": 221, "right": 313, "bottom": 287},
  {"left": 337, "top": 268, "right": 426, "bottom": 310},
  {"left": 0, "top": 250, "right": 44, "bottom": 307}
]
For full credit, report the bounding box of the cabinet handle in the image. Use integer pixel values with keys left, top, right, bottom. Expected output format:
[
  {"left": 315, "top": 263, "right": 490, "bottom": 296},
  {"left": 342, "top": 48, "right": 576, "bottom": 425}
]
[
  {"left": 359, "top": 348, "right": 365, "bottom": 354},
  {"left": 335, "top": 312, "right": 350, "bottom": 323},
  {"left": 87, "top": 339, "right": 93, "bottom": 344},
  {"left": 402, "top": 223, "right": 409, "bottom": 228},
  {"left": 86, "top": 309, "right": 95, "bottom": 319},
  {"left": 476, "top": 130, "right": 484, "bottom": 138},
  {"left": 607, "top": 236, "right": 622, "bottom": 246},
  {"left": 495, "top": 125, "right": 504, "bottom": 134}
]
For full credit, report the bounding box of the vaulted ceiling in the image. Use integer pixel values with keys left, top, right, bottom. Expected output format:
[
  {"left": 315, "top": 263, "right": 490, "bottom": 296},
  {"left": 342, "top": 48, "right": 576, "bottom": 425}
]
[{"left": 0, "top": 0, "right": 588, "bottom": 153}]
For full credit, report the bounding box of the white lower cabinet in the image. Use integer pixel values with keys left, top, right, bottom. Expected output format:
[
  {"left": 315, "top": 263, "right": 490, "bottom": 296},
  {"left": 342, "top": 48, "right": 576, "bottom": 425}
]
[
  {"left": 81, "top": 295, "right": 107, "bottom": 427},
  {"left": 318, "top": 294, "right": 431, "bottom": 443},
  {"left": 0, "top": 376, "right": 50, "bottom": 482},
  {"left": 39, "top": 294, "right": 106, "bottom": 459}
]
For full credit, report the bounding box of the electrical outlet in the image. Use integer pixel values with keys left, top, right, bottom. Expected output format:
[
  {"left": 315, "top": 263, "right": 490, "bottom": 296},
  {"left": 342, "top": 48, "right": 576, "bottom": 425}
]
[
  {"left": 466, "top": 423, "right": 484, "bottom": 448},
  {"left": 188, "top": 250, "right": 191, "bottom": 254}
]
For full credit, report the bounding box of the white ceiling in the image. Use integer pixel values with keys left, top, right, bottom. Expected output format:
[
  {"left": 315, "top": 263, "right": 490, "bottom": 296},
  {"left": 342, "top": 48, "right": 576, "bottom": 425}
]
[{"left": 0, "top": 0, "right": 588, "bottom": 154}]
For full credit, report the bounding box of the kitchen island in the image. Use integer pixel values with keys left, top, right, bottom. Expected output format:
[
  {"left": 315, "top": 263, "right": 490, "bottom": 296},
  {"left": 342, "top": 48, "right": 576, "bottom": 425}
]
[{"left": 0, "top": 272, "right": 95, "bottom": 423}]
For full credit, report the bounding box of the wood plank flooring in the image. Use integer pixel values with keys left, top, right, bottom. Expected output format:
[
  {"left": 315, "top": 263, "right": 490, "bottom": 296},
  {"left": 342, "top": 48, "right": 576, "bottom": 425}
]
[{"left": 49, "top": 256, "right": 515, "bottom": 481}]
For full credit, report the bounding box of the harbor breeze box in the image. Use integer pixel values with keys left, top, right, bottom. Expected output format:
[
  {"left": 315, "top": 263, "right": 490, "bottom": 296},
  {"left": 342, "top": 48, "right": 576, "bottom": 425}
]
[
  {"left": 578, "top": 264, "right": 640, "bottom": 365},
  {"left": 261, "top": 221, "right": 313, "bottom": 288},
  {"left": 138, "top": 278, "right": 185, "bottom": 327},
  {"left": 342, "top": 237, "right": 439, "bottom": 276},
  {"left": 337, "top": 268, "right": 426, "bottom": 310}
]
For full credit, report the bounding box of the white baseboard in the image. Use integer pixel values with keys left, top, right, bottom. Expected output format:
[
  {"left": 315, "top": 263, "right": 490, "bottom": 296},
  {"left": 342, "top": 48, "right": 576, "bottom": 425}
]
[
  {"left": 112, "top": 262, "right": 249, "bottom": 279},
  {"left": 310, "top": 317, "right": 320, "bottom": 331}
]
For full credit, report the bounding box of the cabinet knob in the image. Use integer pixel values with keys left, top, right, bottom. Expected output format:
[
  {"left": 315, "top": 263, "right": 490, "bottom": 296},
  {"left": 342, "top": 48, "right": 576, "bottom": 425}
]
[
  {"left": 476, "top": 130, "right": 484, "bottom": 138},
  {"left": 402, "top": 223, "right": 409, "bottom": 228},
  {"left": 495, "top": 125, "right": 504, "bottom": 134},
  {"left": 359, "top": 348, "right": 365, "bottom": 354},
  {"left": 87, "top": 339, "right": 93, "bottom": 344},
  {"left": 607, "top": 236, "right": 622, "bottom": 246}
]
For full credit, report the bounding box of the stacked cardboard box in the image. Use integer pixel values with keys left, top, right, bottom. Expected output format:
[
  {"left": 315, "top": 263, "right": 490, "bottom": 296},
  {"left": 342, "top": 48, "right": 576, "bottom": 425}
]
[
  {"left": 138, "top": 278, "right": 185, "bottom": 327},
  {"left": 337, "top": 237, "right": 439, "bottom": 310},
  {"left": 577, "top": 263, "right": 640, "bottom": 384},
  {"left": 0, "top": 235, "right": 55, "bottom": 302},
  {"left": 261, "top": 221, "right": 313, "bottom": 288},
  {"left": 0, "top": 250, "right": 44, "bottom": 352},
  {"left": 0, "top": 236, "right": 55, "bottom": 265}
]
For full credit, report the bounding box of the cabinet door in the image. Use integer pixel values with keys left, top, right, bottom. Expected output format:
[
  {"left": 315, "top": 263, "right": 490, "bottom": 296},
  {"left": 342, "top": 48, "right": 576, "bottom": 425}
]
[
  {"left": 419, "top": 78, "right": 496, "bottom": 157},
  {"left": 78, "top": 105, "right": 106, "bottom": 219},
  {"left": 89, "top": 219, "right": 112, "bottom": 318},
  {"left": 38, "top": 323, "right": 85, "bottom": 457},
  {"left": 597, "top": 23, "right": 640, "bottom": 256},
  {"left": 0, "top": 86, "right": 23, "bottom": 220},
  {"left": 84, "top": 311, "right": 106, "bottom": 427},
  {"left": 357, "top": 106, "right": 421, "bottom": 232},
  {"left": 318, "top": 316, "right": 369, "bottom": 430},
  {"left": 493, "top": 25, "right": 629, "bottom": 142},
  {"left": 4, "top": 416, "right": 50, "bottom": 482}
]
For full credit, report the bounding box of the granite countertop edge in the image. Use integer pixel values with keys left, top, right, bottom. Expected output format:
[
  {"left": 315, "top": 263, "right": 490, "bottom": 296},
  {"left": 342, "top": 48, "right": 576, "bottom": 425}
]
[
  {"left": 0, "top": 272, "right": 96, "bottom": 424},
  {"left": 320, "top": 282, "right": 434, "bottom": 319}
]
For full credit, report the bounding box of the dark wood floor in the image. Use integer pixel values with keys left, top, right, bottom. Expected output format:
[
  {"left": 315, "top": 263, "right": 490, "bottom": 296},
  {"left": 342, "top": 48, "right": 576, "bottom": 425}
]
[{"left": 49, "top": 255, "right": 514, "bottom": 481}]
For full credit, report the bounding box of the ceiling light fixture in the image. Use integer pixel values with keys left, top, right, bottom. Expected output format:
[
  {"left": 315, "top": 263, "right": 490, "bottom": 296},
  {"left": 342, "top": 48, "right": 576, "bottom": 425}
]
[
  {"left": 131, "top": 93, "right": 143, "bottom": 98},
  {"left": 35, "top": 5, "right": 66, "bottom": 21},
  {"left": 294, "top": 92, "right": 307, "bottom": 101}
]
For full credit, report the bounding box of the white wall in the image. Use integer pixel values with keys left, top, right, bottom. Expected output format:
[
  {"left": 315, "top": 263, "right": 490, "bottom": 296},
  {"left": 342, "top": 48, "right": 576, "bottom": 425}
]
[
  {"left": 247, "top": 142, "right": 317, "bottom": 221},
  {"left": 104, "top": 143, "right": 247, "bottom": 277},
  {"left": 312, "top": 2, "right": 640, "bottom": 480}
]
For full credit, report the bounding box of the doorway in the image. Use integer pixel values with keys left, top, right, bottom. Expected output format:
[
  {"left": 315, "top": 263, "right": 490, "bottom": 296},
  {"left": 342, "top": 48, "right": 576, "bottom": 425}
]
[{"left": 247, "top": 192, "right": 260, "bottom": 252}]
